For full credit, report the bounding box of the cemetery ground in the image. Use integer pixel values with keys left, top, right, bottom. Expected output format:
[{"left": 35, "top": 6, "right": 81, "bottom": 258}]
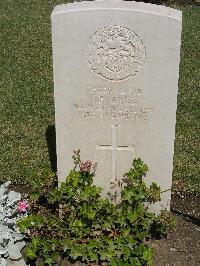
[{"left": 0, "top": 0, "right": 199, "bottom": 265}]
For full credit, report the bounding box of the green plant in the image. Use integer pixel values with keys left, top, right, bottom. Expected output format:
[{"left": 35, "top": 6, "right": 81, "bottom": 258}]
[{"left": 18, "top": 150, "right": 175, "bottom": 265}]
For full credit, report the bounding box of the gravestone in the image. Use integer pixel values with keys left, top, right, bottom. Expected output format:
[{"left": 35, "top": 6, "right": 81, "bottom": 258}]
[{"left": 51, "top": 0, "right": 182, "bottom": 212}]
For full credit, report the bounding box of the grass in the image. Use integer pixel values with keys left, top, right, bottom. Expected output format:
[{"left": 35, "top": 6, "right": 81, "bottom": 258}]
[
  {"left": 0, "top": 1, "right": 199, "bottom": 191},
  {"left": 173, "top": 6, "right": 200, "bottom": 191}
]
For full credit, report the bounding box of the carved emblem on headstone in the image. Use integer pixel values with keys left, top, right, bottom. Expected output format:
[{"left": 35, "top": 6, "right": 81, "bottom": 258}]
[{"left": 86, "top": 25, "right": 146, "bottom": 81}]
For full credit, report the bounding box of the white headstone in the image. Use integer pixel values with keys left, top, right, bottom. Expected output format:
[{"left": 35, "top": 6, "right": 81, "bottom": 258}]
[{"left": 51, "top": 0, "right": 182, "bottom": 212}]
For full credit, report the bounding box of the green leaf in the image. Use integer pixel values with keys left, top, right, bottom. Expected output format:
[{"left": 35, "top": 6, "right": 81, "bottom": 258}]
[
  {"left": 26, "top": 246, "right": 37, "bottom": 260},
  {"left": 87, "top": 240, "right": 97, "bottom": 250},
  {"left": 69, "top": 245, "right": 84, "bottom": 259},
  {"left": 109, "top": 258, "right": 118, "bottom": 266},
  {"left": 44, "top": 256, "right": 54, "bottom": 266},
  {"left": 88, "top": 251, "right": 98, "bottom": 261}
]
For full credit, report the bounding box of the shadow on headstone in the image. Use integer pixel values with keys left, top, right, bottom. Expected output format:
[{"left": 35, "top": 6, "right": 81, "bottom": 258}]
[{"left": 46, "top": 125, "right": 57, "bottom": 173}]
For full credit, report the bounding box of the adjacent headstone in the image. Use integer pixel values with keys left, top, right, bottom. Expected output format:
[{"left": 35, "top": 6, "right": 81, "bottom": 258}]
[{"left": 51, "top": 0, "right": 182, "bottom": 212}]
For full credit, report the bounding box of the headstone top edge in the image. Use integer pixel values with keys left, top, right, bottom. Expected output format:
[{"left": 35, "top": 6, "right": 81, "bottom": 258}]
[{"left": 51, "top": 1, "right": 182, "bottom": 20}]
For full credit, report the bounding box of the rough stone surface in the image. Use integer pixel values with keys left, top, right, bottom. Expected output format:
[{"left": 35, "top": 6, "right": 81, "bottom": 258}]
[
  {"left": 0, "top": 182, "right": 26, "bottom": 264},
  {"left": 51, "top": 0, "right": 182, "bottom": 212},
  {"left": 6, "top": 257, "right": 27, "bottom": 266}
]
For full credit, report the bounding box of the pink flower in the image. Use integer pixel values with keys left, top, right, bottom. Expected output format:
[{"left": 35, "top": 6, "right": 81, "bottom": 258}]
[
  {"left": 17, "top": 200, "right": 29, "bottom": 213},
  {"left": 80, "top": 160, "right": 92, "bottom": 173}
]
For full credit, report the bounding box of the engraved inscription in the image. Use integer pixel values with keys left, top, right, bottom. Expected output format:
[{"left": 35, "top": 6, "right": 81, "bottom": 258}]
[
  {"left": 74, "top": 87, "right": 154, "bottom": 121},
  {"left": 87, "top": 25, "right": 146, "bottom": 81}
]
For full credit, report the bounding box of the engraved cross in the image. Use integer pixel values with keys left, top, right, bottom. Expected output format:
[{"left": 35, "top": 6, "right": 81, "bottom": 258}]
[{"left": 96, "top": 125, "right": 134, "bottom": 181}]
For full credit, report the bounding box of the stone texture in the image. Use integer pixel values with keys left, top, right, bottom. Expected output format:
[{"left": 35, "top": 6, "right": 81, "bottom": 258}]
[
  {"left": 51, "top": 0, "right": 182, "bottom": 212},
  {"left": 6, "top": 257, "right": 27, "bottom": 266}
]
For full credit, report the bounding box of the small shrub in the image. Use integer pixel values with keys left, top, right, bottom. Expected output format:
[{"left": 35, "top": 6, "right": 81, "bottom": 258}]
[{"left": 18, "top": 150, "right": 175, "bottom": 265}]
